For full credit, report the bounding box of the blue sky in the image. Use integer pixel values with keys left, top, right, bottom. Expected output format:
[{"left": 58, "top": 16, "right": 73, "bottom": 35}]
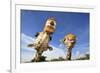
[{"left": 20, "top": 9, "right": 89, "bottom": 62}]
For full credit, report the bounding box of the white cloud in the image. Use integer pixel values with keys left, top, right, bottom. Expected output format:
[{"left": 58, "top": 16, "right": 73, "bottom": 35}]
[
  {"left": 72, "top": 50, "right": 89, "bottom": 60},
  {"left": 21, "top": 51, "right": 35, "bottom": 63},
  {"left": 75, "top": 51, "right": 80, "bottom": 57},
  {"left": 21, "top": 33, "right": 35, "bottom": 52},
  {"left": 21, "top": 33, "right": 35, "bottom": 43},
  {"left": 43, "top": 45, "right": 66, "bottom": 60},
  {"left": 59, "top": 44, "right": 63, "bottom": 48},
  {"left": 21, "top": 33, "right": 36, "bottom": 62}
]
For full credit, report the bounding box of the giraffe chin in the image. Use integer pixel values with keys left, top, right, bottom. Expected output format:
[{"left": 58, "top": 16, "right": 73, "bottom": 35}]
[
  {"left": 66, "top": 39, "right": 76, "bottom": 49},
  {"left": 67, "top": 43, "right": 75, "bottom": 49},
  {"left": 44, "top": 25, "right": 55, "bottom": 34}
]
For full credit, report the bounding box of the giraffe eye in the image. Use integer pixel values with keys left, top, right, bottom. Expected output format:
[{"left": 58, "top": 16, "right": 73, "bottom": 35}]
[{"left": 64, "top": 39, "right": 66, "bottom": 42}]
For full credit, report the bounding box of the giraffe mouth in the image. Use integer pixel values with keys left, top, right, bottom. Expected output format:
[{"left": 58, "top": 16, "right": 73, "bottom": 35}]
[
  {"left": 67, "top": 38, "right": 75, "bottom": 43},
  {"left": 44, "top": 25, "right": 55, "bottom": 34}
]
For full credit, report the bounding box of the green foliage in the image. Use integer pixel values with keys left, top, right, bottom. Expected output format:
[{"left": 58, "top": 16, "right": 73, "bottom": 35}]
[
  {"left": 27, "top": 53, "right": 90, "bottom": 63},
  {"left": 50, "top": 57, "right": 65, "bottom": 61},
  {"left": 75, "top": 54, "right": 90, "bottom": 60}
]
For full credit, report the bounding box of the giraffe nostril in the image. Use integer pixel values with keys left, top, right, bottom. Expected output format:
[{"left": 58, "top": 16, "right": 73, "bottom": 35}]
[{"left": 50, "top": 21, "right": 54, "bottom": 26}]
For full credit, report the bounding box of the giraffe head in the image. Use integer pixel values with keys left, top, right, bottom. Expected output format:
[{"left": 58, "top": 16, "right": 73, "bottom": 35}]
[
  {"left": 44, "top": 18, "right": 56, "bottom": 34},
  {"left": 63, "top": 33, "right": 76, "bottom": 49}
]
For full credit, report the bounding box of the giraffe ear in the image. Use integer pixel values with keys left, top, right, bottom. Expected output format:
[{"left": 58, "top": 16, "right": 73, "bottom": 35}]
[
  {"left": 27, "top": 44, "right": 34, "bottom": 47},
  {"left": 35, "top": 32, "right": 40, "bottom": 37},
  {"left": 64, "top": 38, "right": 66, "bottom": 42},
  {"left": 49, "top": 36, "right": 52, "bottom": 41}
]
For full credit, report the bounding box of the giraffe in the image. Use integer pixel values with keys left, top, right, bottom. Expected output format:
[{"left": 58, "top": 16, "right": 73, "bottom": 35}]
[
  {"left": 28, "top": 18, "right": 56, "bottom": 62},
  {"left": 61, "top": 33, "right": 76, "bottom": 60}
]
